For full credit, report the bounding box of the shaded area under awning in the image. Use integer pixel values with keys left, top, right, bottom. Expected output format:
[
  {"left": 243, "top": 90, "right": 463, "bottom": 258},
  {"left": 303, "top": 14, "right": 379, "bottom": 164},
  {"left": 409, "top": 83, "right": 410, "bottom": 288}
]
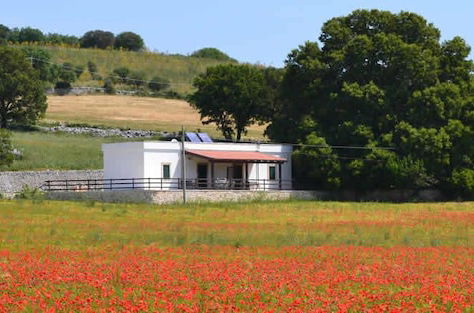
[{"left": 186, "top": 149, "right": 286, "bottom": 163}]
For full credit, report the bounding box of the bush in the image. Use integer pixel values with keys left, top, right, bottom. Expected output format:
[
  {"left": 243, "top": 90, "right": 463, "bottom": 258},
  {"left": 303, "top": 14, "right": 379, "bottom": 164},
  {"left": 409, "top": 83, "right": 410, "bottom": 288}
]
[
  {"left": 161, "top": 90, "right": 184, "bottom": 100},
  {"left": 14, "top": 185, "right": 44, "bottom": 200},
  {"left": 87, "top": 61, "right": 101, "bottom": 80},
  {"left": 55, "top": 81, "right": 72, "bottom": 95},
  {"left": 112, "top": 67, "right": 130, "bottom": 83},
  {"left": 191, "top": 47, "right": 236, "bottom": 62},
  {"left": 148, "top": 76, "right": 170, "bottom": 92},
  {"left": 73, "top": 64, "right": 85, "bottom": 78},
  {"left": 103, "top": 79, "right": 115, "bottom": 94},
  {"left": 59, "top": 62, "right": 77, "bottom": 83},
  {"left": 127, "top": 71, "right": 146, "bottom": 87},
  {"left": 449, "top": 168, "right": 474, "bottom": 198}
]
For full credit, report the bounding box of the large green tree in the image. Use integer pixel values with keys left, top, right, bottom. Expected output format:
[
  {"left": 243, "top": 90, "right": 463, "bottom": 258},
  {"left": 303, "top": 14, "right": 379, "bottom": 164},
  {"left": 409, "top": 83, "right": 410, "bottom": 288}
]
[
  {"left": 268, "top": 10, "right": 474, "bottom": 196},
  {"left": 0, "top": 46, "right": 47, "bottom": 128},
  {"left": 114, "top": 32, "right": 144, "bottom": 51},
  {"left": 189, "top": 64, "right": 271, "bottom": 140},
  {"left": 18, "top": 27, "right": 44, "bottom": 43},
  {"left": 80, "top": 30, "right": 115, "bottom": 49}
]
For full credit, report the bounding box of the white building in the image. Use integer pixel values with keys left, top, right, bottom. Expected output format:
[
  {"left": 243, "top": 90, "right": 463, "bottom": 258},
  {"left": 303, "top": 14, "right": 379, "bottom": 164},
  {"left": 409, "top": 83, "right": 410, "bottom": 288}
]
[{"left": 102, "top": 141, "right": 293, "bottom": 190}]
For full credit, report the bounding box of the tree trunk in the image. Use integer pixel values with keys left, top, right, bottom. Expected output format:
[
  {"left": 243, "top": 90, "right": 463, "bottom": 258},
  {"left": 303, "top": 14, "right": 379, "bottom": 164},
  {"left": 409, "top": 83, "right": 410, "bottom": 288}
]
[
  {"left": 236, "top": 128, "right": 242, "bottom": 142},
  {"left": 0, "top": 114, "right": 7, "bottom": 129}
]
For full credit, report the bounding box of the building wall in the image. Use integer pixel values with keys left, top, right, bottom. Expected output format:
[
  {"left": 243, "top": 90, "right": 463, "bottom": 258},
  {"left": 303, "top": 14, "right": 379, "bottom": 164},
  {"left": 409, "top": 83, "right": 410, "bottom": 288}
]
[
  {"left": 103, "top": 141, "right": 293, "bottom": 190},
  {"left": 103, "top": 142, "right": 145, "bottom": 179}
]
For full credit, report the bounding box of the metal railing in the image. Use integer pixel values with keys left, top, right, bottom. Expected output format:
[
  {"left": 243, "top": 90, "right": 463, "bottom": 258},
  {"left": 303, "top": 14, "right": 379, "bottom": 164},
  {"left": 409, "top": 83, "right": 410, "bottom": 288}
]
[{"left": 41, "top": 178, "right": 294, "bottom": 192}]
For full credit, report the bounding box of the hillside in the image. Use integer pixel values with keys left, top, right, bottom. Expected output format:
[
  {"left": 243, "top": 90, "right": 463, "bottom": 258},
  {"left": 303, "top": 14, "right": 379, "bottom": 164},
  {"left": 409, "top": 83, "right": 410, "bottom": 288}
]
[
  {"left": 36, "top": 45, "right": 235, "bottom": 95},
  {"left": 6, "top": 94, "right": 267, "bottom": 172},
  {"left": 45, "top": 95, "right": 265, "bottom": 137}
]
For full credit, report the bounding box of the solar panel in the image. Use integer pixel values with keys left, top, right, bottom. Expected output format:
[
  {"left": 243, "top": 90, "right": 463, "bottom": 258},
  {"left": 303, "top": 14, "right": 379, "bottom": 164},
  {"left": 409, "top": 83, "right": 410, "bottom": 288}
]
[
  {"left": 185, "top": 132, "right": 201, "bottom": 142},
  {"left": 197, "top": 133, "right": 213, "bottom": 143}
]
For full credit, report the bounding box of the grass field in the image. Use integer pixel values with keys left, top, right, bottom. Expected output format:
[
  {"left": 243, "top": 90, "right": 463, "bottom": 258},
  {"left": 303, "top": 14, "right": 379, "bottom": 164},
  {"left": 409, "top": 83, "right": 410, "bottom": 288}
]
[
  {"left": 8, "top": 131, "right": 107, "bottom": 171},
  {"left": 30, "top": 44, "right": 234, "bottom": 95},
  {"left": 4, "top": 94, "right": 266, "bottom": 171},
  {"left": 45, "top": 95, "right": 266, "bottom": 138},
  {"left": 0, "top": 200, "right": 472, "bottom": 311}
]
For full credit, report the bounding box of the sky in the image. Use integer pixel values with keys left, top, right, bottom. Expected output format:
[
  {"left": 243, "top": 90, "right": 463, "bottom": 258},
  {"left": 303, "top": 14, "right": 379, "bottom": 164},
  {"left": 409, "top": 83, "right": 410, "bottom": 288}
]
[{"left": 1, "top": 0, "right": 473, "bottom": 66}]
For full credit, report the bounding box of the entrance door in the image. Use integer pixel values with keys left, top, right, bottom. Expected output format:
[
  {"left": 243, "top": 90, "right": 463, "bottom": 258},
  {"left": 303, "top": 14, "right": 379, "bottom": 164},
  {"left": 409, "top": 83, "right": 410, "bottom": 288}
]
[
  {"left": 197, "top": 163, "right": 208, "bottom": 188},
  {"left": 227, "top": 164, "right": 243, "bottom": 189}
]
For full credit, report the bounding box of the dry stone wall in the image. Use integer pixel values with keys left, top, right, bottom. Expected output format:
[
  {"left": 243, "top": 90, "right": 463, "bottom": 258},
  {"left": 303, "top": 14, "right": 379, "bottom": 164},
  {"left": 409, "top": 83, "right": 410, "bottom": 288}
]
[
  {"left": 0, "top": 170, "right": 103, "bottom": 197},
  {"left": 44, "top": 188, "right": 446, "bottom": 204},
  {"left": 45, "top": 190, "right": 322, "bottom": 204}
]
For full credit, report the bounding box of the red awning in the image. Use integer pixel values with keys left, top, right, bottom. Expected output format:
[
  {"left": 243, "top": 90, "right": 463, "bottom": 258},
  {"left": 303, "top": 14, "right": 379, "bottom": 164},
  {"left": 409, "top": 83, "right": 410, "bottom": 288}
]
[{"left": 186, "top": 149, "right": 286, "bottom": 163}]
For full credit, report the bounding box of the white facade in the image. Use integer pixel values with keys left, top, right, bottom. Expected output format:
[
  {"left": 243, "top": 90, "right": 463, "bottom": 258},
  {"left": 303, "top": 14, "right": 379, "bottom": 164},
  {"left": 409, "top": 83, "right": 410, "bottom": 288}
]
[{"left": 102, "top": 141, "right": 293, "bottom": 190}]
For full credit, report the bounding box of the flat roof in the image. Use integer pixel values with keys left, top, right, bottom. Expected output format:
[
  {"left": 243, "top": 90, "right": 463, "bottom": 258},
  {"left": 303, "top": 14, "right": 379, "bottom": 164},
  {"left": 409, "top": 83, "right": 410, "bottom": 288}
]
[{"left": 186, "top": 149, "right": 286, "bottom": 163}]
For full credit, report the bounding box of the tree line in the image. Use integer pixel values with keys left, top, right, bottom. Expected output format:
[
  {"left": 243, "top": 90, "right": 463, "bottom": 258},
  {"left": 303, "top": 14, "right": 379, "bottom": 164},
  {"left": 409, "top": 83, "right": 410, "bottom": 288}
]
[
  {"left": 189, "top": 10, "right": 474, "bottom": 198},
  {"left": 0, "top": 24, "right": 237, "bottom": 61},
  {"left": 0, "top": 25, "right": 145, "bottom": 51}
]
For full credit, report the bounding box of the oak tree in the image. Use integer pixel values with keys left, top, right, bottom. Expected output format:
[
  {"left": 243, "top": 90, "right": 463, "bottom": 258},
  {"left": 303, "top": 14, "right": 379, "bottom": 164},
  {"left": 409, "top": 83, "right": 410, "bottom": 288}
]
[
  {"left": 268, "top": 10, "right": 474, "bottom": 195},
  {"left": 0, "top": 46, "right": 47, "bottom": 128},
  {"left": 189, "top": 64, "right": 270, "bottom": 141}
]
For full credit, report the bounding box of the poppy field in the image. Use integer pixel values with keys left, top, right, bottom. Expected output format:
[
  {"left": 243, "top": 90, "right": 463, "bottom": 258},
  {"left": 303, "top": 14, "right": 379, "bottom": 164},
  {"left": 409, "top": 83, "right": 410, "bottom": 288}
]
[{"left": 0, "top": 200, "right": 472, "bottom": 312}]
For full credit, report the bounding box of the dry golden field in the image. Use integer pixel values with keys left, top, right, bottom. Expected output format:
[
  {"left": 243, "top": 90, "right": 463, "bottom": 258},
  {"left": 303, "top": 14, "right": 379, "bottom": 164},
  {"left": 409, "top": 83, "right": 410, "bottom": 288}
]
[{"left": 45, "top": 95, "right": 265, "bottom": 138}]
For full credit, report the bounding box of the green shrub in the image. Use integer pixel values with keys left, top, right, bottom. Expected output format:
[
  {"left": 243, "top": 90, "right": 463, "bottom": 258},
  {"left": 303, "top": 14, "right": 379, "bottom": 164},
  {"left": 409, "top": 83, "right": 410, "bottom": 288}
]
[
  {"left": 191, "top": 47, "right": 236, "bottom": 62},
  {"left": 112, "top": 67, "right": 130, "bottom": 84},
  {"left": 103, "top": 79, "right": 115, "bottom": 94},
  {"left": 15, "top": 185, "right": 44, "bottom": 200},
  {"left": 148, "top": 76, "right": 170, "bottom": 92},
  {"left": 449, "top": 168, "right": 474, "bottom": 198}
]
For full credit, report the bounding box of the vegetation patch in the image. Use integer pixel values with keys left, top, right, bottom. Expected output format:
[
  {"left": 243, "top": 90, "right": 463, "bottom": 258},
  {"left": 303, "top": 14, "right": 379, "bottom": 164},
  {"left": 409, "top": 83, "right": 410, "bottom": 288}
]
[{"left": 0, "top": 200, "right": 471, "bottom": 311}]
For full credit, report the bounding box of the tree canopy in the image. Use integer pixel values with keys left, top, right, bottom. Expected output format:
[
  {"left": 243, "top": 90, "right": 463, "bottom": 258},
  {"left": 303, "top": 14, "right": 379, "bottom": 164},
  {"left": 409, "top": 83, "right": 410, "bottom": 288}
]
[
  {"left": 18, "top": 27, "right": 44, "bottom": 43},
  {"left": 0, "top": 46, "right": 47, "bottom": 128},
  {"left": 191, "top": 48, "right": 236, "bottom": 62},
  {"left": 45, "top": 33, "right": 79, "bottom": 45},
  {"left": 80, "top": 30, "right": 115, "bottom": 49},
  {"left": 0, "top": 24, "right": 9, "bottom": 43},
  {"left": 267, "top": 10, "right": 474, "bottom": 196},
  {"left": 114, "top": 32, "right": 144, "bottom": 51},
  {"left": 189, "top": 64, "right": 271, "bottom": 141},
  {"left": 0, "top": 129, "right": 13, "bottom": 167}
]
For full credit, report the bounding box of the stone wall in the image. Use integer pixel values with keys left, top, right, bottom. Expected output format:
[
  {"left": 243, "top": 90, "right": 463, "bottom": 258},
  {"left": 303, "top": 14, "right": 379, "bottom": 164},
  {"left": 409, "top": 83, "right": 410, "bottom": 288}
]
[
  {"left": 44, "top": 188, "right": 447, "bottom": 204},
  {"left": 0, "top": 170, "right": 103, "bottom": 197},
  {"left": 45, "top": 189, "right": 323, "bottom": 204}
]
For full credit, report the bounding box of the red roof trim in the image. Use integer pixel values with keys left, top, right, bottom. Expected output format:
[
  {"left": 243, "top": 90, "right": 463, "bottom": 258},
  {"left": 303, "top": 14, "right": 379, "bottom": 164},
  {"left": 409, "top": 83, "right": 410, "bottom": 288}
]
[{"left": 186, "top": 149, "right": 286, "bottom": 163}]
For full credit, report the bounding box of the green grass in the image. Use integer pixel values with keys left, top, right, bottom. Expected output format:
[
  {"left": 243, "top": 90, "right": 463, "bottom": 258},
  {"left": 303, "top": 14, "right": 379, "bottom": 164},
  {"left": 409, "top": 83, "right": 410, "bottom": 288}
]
[
  {"left": 6, "top": 131, "right": 115, "bottom": 171},
  {"left": 21, "top": 44, "right": 235, "bottom": 95},
  {"left": 0, "top": 200, "right": 471, "bottom": 250}
]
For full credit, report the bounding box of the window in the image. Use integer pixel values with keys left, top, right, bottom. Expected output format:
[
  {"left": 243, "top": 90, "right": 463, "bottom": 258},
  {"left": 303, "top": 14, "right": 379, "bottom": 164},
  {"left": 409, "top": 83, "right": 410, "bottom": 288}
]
[
  {"left": 269, "top": 165, "right": 276, "bottom": 180},
  {"left": 162, "top": 164, "right": 170, "bottom": 179}
]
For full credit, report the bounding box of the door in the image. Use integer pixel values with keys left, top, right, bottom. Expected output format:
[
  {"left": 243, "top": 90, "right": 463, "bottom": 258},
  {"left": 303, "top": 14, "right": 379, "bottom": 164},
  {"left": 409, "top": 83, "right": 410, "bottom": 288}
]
[
  {"left": 227, "top": 164, "right": 243, "bottom": 189},
  {"left": 197, "top": 163, "right": 208, "bottom": 188}
]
